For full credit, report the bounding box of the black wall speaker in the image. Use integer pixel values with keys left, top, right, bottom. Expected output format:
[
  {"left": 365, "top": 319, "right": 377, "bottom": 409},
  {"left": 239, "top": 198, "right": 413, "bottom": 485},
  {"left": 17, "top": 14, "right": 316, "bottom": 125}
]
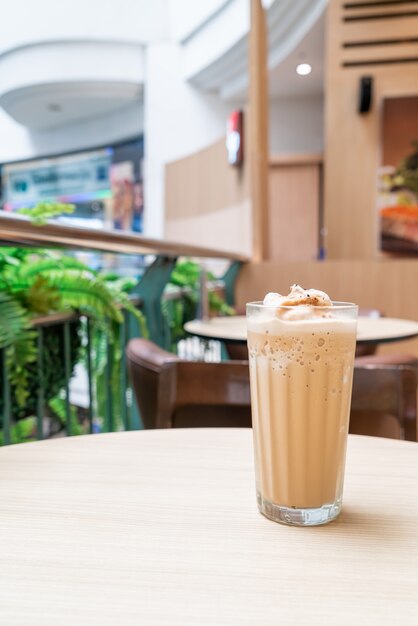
[{"left": 358, "top": 76, "right": 373, "bottom": 114}]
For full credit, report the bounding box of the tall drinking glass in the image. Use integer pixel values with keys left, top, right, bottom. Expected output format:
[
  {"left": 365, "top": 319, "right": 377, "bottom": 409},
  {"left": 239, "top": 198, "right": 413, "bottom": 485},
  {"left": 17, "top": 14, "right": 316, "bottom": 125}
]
[{"left": 247, "top": 301, "right": 358, "bottom": 526}]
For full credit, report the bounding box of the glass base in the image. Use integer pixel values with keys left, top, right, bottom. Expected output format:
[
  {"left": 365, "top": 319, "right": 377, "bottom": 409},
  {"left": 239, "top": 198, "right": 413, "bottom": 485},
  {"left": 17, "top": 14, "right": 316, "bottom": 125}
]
[{"left": 257, "top": 491, "right": 342, "bottom": 527}]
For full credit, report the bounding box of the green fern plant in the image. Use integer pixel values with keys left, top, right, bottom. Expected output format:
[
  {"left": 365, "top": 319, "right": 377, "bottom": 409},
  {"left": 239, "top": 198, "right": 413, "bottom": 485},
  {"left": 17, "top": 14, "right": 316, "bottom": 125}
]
[
  {"left": 0, "top": 417, "right": 36, "bottom": 445},
  {"left": 0, "top": 202, "right": 148, "bottom": 441},
  {"left": 17, "top": 202, "right": 76, "bottom": 224},
  {"left": 0, "top": 292, "right": 31, "bottom": 347},
  {"left": 0, "top": 293, "right": 38, "bottom": 407},
  {"left": 49, "top": 395, "right": 83, "bottom": 436},
  {"left": 163, "top": 259, "right": 234, "bottom": 351}
]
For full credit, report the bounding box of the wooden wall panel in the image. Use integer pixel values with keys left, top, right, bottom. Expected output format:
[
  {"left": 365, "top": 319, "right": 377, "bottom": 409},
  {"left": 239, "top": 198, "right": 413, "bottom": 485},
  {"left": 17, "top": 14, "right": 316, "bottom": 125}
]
[
  {"left": 165, "top": 138, "right": 249, "bottom": 220},
  {"left": 165, "top": 201, "right": 252, "bottom": 259},
  {"left": 166, "top": 145, "right": 322, "bottom": 261},
  {"left": 343, "top": 43, "right": 418, "bottom": 65},
  {"left": 165, "top": 137, "right": 251, "bottom": 257},
  {"left": 235, "top": 259, "right": 418, "bottom": 354},
  {"left": 341, "top": 16, "right": 418, "bottom": 44},
  {"left": 325, "top": 0, "right": 418, "bottom": 259},
  {"left": 268, "top": 162, "right": 320, "bottom": 262}
]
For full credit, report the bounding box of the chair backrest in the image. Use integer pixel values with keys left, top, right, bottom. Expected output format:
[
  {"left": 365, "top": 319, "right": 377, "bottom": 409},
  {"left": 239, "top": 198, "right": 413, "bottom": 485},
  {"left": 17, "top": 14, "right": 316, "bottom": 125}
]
[
  {"left": 126, "top": 338, "right": 251, "bottom": 429},
  {"left": 127, "top": 340, "right": 417, "bottom": 438},
  {"left": 350, "top": 363, "right": 417, "bottom": 440}
]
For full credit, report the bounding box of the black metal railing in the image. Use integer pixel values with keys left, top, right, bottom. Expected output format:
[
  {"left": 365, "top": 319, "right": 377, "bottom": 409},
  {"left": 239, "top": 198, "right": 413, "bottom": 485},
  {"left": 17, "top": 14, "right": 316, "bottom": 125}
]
[{"left": 0, "top": 212, "right": 246, "bottom": 444}]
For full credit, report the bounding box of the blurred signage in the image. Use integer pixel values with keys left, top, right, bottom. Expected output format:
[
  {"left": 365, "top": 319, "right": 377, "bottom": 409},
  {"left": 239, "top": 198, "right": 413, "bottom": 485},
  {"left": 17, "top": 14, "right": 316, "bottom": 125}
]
[
  {"left": 226, "top": 110, "right": 244, "bottom": 166},
  {"left": 2, "top": 148, "right": 113, "bottom": 210}
]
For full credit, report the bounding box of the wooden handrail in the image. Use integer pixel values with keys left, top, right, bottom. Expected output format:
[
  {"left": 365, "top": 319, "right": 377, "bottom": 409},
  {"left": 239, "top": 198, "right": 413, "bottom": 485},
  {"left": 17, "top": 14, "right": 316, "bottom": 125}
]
[
  {"left": 269, "top": 153, "right": 323, "bottom": 166},
  {"left": 31, "top": 311, "right": 79, "bottom": 327},
  {"left": 0, "top": 212, "right": 249, "bottom": 262}
]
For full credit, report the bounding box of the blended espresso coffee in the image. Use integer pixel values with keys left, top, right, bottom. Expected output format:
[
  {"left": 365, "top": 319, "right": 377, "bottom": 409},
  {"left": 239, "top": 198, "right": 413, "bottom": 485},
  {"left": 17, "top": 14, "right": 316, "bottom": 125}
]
[{"left": 247, "top": 285, "right": 357, "bottom": 526}]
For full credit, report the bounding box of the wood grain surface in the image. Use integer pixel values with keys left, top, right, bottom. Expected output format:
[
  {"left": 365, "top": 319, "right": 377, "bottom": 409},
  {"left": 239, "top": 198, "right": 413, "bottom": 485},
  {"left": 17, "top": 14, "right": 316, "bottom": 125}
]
[
  {"left": 165, "top": 137, "right": 251, "bottom": 258},
  {"left": 0, "top": 429, "right": 417, "bottom": 625},
  {"left": 249, "top": 0, "right": 270, "bottom": 261},
  {"left": 268, "top": 162, "right": 320, "bottom": 262}
]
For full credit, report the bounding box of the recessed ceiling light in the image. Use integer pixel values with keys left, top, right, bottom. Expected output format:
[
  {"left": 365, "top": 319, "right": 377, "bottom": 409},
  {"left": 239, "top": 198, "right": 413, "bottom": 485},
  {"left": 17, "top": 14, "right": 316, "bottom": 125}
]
[{"left": 296, "top": 63, "right": 312, "bottom": 76}]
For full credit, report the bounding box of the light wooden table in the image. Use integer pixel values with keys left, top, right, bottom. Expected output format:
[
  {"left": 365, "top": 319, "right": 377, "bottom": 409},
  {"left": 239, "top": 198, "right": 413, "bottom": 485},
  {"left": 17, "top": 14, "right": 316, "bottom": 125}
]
[
  {"left": 0, "top": 429, "right": 418, "bottom": 625},
  {"left": 185, "top": 314, "right": 418, "bottom": 346}
]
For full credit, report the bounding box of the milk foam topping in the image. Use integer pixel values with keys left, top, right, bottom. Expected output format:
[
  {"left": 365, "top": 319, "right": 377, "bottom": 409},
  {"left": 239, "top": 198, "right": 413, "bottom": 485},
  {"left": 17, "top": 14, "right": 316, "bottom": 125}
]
[
  {"left": 249, "top": 285, "right": 356, "bottom": 332},
  {"left": 263, "top": 284, "right": 332, "bottom": 307}
]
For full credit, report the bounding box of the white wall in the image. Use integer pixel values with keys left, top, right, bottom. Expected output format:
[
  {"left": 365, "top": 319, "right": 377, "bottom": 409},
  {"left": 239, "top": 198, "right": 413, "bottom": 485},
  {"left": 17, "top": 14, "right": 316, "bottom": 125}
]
[
  {"left": 0, "top": 103, "right": 143, "bottom": 163},
  {"left": 168, "top": 0, "right": 229, "bottom": 42},
  {"left": 0, "top": 42, "right": 144, "bottom": 96},
  {"left": 0, "top": 0, "right": 169, "bottom": 54},
  {"left": 0, "top": 2, "right": 236, "bottom": 239},
  {"left": 0, "top": 0, "right": 155, "bottom": 163},
  {"left": 0, "top": 0, "right": 325, "bottom": 240},
  {"left": 144, "top": 42, "right": 233, "bottom": 238},
  {"left": 269, "top": 96, "right": 324, "bottom": 154},
  {"left": 182, "top": 0, "right": 249, "bottom": 82}
]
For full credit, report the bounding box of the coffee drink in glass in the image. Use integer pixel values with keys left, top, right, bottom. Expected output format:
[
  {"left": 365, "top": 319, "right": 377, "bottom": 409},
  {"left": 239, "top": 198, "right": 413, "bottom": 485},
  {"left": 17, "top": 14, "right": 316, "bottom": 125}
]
[{"left": 247, "top": 285, "right": 358, "bottom": 526}]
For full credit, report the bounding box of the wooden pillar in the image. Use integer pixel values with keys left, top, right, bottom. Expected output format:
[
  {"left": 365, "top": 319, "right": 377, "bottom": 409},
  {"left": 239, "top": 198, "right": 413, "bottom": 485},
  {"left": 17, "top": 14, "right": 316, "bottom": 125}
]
[{"left": 249, "top": 0, "right": 270, "bottom": 261}]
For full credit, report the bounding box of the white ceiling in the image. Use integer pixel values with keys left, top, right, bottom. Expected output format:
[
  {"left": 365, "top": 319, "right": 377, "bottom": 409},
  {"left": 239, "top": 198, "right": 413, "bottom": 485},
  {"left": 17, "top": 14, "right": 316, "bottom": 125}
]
[
  {"left": 1, "top": 82, "right": 143, "bottom": 130},
  {"left": 0, "top": 41, "right": 145, "bottom": 130},
  {"left": 0, "top": 4, "right": 325, "bottom": 130},
  {"left": 268, "top": 12, "right": 324, "bottom": 99},
  {"left": 187, "top": 0, "right": 326, "bottom": 101}
]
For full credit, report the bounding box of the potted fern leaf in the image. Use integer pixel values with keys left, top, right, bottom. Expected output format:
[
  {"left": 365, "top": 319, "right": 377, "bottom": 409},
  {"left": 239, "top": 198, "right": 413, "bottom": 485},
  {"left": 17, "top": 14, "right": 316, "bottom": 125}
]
[{"left": 0, "top": 203, "right": 147, "bottom": 442}]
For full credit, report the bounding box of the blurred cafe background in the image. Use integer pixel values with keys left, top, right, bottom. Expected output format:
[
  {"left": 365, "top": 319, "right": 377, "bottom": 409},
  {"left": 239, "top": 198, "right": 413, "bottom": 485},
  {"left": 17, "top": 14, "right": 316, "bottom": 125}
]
[{"left": 1, "top": 0, "right": 418, "bottom": 443}]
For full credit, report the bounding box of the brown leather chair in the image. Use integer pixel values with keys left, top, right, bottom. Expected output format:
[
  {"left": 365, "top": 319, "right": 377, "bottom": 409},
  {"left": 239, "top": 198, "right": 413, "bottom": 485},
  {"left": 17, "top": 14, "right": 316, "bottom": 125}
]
[
  {"left": 350, "top": 361, "right": 418, "bottom": 440},
  {"left": 126, "top": 338, "right": 251, "bottom": 429},
  {"left": 127, "top": 340, "right": 417, "bottom": 440}
]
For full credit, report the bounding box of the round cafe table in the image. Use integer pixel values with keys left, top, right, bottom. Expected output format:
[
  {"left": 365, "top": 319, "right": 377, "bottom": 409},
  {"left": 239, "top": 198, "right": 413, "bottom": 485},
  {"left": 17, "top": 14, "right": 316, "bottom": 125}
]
[
  {"left": 0, "top": 428, "right": 417, "bottom": 625},
  {"left": 184, "top": 314, "right": 418, "bottom": 346}
]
